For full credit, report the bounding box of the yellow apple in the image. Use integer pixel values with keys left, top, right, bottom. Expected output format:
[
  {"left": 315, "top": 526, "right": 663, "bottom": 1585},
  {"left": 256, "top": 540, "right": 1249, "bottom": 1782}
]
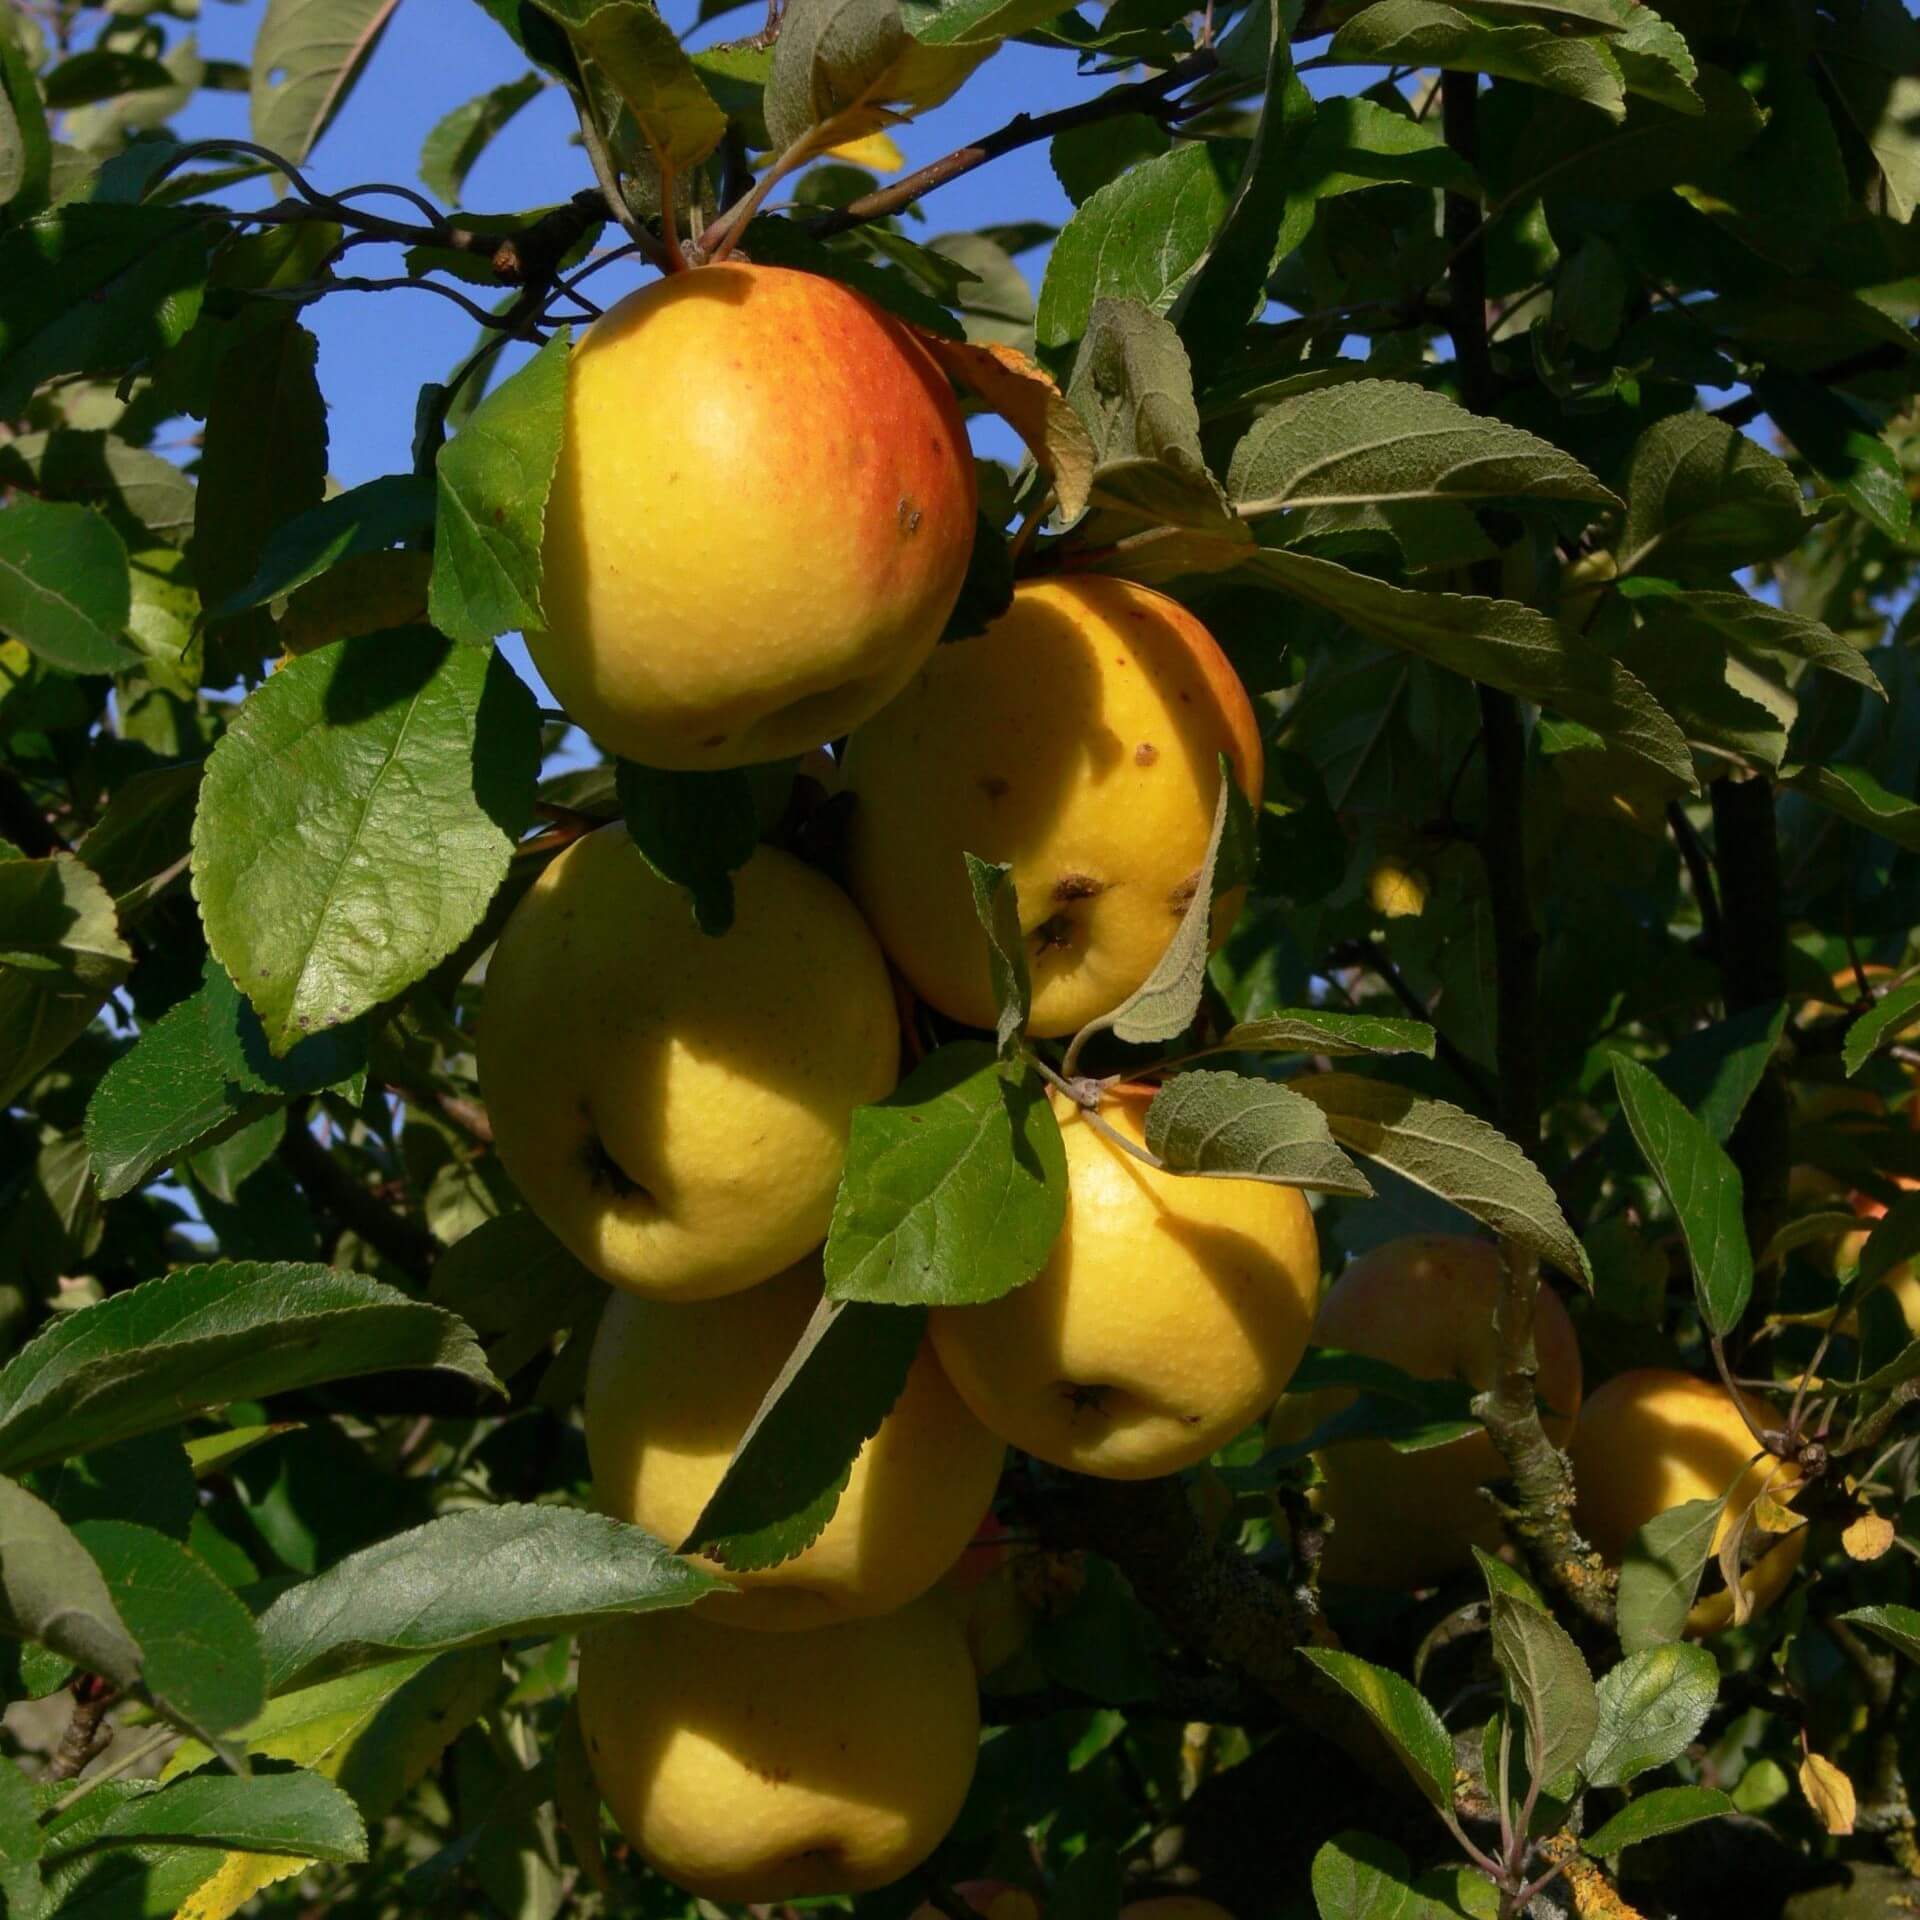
[
  {"left": 913, "top": 1882, "right": 1042, "bottom": 1920},
  {"left": 533, "top": 263, "right": 977, "bottom": 769},
  {"left": 1279, "top": 1234, "right": 1583, "bottom": 1589},
  {"left": 587, "top": 1258, "right": 1003, "bottom": 1628},
  {"left": 577, "top": 1601, "right": 979, "bottom": 1902},
  {"left": 1568, "top": 1367, "right": 1805, "bottom": 1634},
  {"left": 477, "top": 827, "right": 897, "bottom": 1299},
  {"left": 841, "top": 576, "right": 1263, "bottom": 1038},
  {"left": 930, "top": 1089, "right": 1318, "bottom": 1478}
]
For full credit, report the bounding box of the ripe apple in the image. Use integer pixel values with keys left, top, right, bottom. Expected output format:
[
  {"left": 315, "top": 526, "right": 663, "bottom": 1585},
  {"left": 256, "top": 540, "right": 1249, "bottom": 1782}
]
[
  {"left": 930, "top": 1089, "right": 1318, "bottom": 1479},
  {"left": 477, "top": 827, "right": 897, "bottom": 1299},
  {"left": 1568, "top": 1367, "right": 1805, "bottom": 1634},
  {"left": 841, "top": 576, "right": 1263, "bottom": 1038},
  {"left": 577, "top": 1601, "right": 979, "bottom": 1902},
  {"left": 586, "top": 1258, "right": 1003, "bottom": 1628},
  {"left": 1276, "top": 1234, "right": 1582, "bottom": 1589},
  {"left": 533, "top": 263, "right": 977, "bottom": 769}
]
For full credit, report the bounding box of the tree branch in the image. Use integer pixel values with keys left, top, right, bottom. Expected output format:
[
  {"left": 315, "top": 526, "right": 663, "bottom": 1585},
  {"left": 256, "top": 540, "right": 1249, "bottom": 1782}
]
[
  {"left": 807, "top": 48, "right": 1219, "bottom": 239},
  {"left": 1667, "top": 799, "right": 1723, "bottom": 960},
  {"left": 1438, "top": 69, "right": 1609, "bottom": 1628},
  {"left": 1038, "top": 1475, "right": 1409, "bottom": 1792},
  {"left": 1709, "top": 773, "right": 1792, "bottom": 1269},
  {"left": 278, "top": 1106, "right": 438, "bottom": 1282}
]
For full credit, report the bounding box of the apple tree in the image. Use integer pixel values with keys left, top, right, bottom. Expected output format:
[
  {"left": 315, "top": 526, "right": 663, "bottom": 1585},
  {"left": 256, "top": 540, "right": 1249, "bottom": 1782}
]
[{"left": 3, "top": 0, "right": 1920, "bottom": 1915}]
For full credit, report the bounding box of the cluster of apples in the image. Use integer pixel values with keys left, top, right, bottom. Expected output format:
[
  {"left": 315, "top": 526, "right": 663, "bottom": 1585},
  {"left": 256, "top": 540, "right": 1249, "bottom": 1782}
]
[
  {"left": 473, "top": 260, "right": 1818, "bottom": 1906},
  {"left": 474, "top": 262, "right": 1320, "bottom": 1904}
]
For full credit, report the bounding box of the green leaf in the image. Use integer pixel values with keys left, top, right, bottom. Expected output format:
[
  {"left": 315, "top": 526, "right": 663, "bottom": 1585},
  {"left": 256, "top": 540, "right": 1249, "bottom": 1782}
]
[
  {"left": 257, "top": 1504, "right": 717, "bottom": 1692},
  {"left": 1292, "top": 93, "right": 1477, "bottom": 201},
  {"left": 192, "top": 629, "right": 538, "bottom": 1053},
  {"left": 1244, "top": 549, "right": 1695, "bottom": 794},
  {"left": 613, "top": 759, "right": 759, "bottom": 938},
  {"left": 85, "top": 989, "right": 275, "bottom": 1202},
  {"left": 1611, "top": 1054, "right": 1750, "bottom": 1335},
  {"left": 1174, "top": 17, "right": 1316, "bottom": 374},
  {"left": 1818, "top": 0, "right": 1920, "bottom": 223},
  {"left": 216, "top": 474, "right": 436, "bottom": 617},
  {"left": 1781, "top": 764, "right": 1920, "bottom": 856},
  {"left": 1213, "top": 1010, "right": 1437, "bottom": 1059},
  {"left": 190, "top": 315, "right": 329, "bottom": 649},
  {"left": 0, "top": 496, "right": 135, "bottom": 674},
  {"left": 1584, "top": 1643, "right": 1718, "bottom": 1789},
  {"left": 824, "top": 1042, "right": 1067, "bottom": 1306},
  {"left": 0, "top": 1753, "right": 41, "bottom": 1917},
  {"left": 763, "top": 0, "right": 904, "bottom": 151},
  {"left": 1229, "top": 381, "right": 1618, "bottom": 516},
  {"left": 903, "top": 0, "right": 1074, "bottom": 45},
  {"left": 964, "top": 856, "right": 1031, "bottom": 1060},
  {"left": 1488, "top": 1580, "right": 1596, "bottom": 1790},
  {"left": 0, "top": 852, "right": 131, "bottom": 988},
  {"left": 680, "top": 1294, "right": 928, "bottom": 1571},
  {"left": 0, "top": 1474, "right": 141, "bottom": 1687},
  {"left": 0, "top": 204, "right": 211, "bottom": 415},
  {"left": 1617, "top": 583, "right": 1882, "bottom": 699},
  {"left": 0, "top": 19, "right": 51, "bottom": 217},
  {"left": 0, "top": 1262, "right": 499, "bottom": 1475},
  {"left": 78, "top": 1520, "right": 266, "bottom": 1743},
  {"left": 1844, "top": 983, "right": 1920, "bottom": 1078},
  {"left": 1839, "top": 1604, "right": 1920, "bottom": 1668},
  {"left": 1758, "top": 372, "right": 1911, "bottom": 546},
  {"left": 1292, "top": 1073, "right": 1592, "bottom": 1286},
  {"left": 1144, "top": 1070, "right": 1371, "bottom": 1194},
  {"left": 45, "top": 1767, "right": 366, "bottom": 1865},
  {"left": 1069, "top": 764, "right": 1254, "bottom": 1056},
  {"left": 1036, "top": 142, "right": 1239, "bottom": 353},
  {"left": 0, "top": 430, "right": 198, "bottom": 548},
  {"left": 1618, "top": 413, "right": 1806, "bottom": 577},
  {"left": 1327, "top": 0, "right": 1627, "bottom": 116},
  {"left": 184, "top": 1423, "right": 302, "bottom": 1480},
  {"left": 251, "top": 0, "right": 402, "bottom": 164},
  {"left": 420, "top": 71, "right": 543, "bottom": 203},
  {"left": 1301, "top": 1648, "right": 1455, "bottom": 1813},
  {"left": 1616, "top": 1494, "right": 1721, "bottom": 1654},
  {"left": 428, "top": 326, "right": 569, "bottom": 646},
  {"left": 538, "top": 1, "right": 724, "bottom": 171},
  {"left": 1310, "top": 1829, "right": 1421, "bottom": 1920},
  {"left": 1065, "top": 297, "right": 1241, "bottom": 533},
  {"left": 1583, "top": 1784, "right": 1733, "bottom": 1855}
]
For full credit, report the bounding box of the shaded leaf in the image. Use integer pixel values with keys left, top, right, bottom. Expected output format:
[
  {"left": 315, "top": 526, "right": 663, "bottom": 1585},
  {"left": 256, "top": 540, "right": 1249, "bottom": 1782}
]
[
  {"left": 614, "top": 760, "right": 758, "bottom": 937},
  {"left": 1213, "top": 1010, "right": 1437, "bottom": 1059},
  {"left": 681, "top": 1294, "right": 927, "bottom": 1570},
  {"left": 0, "top": 1262, "right": 498, "bottom": 1475},
  {"left": 1616, "top": 1494, "right": 1721, "bottom": 1654},
  {"left": 1612, "top": 1054, "right": 1750, "bottom": 1335},
  {"left": 965, "top": 855, "right": 1030, "bottom": 1060},
  {"left": 1303, "top": 1648, "right": 1455, "bottom": 1811},
  {"left": 1293, "top": 1073, "right": 1591, "bottom": 1286},
  {"left": 251, "top": 0, "right": 402, "bottom": 164},
  {"left": 1488, "top": 1583, "right": 1596, "bottom": 1790},
  {"left": 1584, "top": 1784, "right": 1733, "bottom": 1855},
  {"left": 0, "top": 497, "right": 135, "bottom": 674},
  {"left": 429, "top": 326, "right": 569, "bottom": 645},
  {"left": 45, "top": 1768, "right": 365, "bottom": 1865},
  {"left": 420, "top": 71, "right": 543, "bottom": 203},
  {"left": 1619, "top": 413, "right": 1806, "bottom": 577},
  {"left": 217, "top": 474, "right": 435, "bottom": 617},
  {"left": 0, "top": 1474, "right": 141, "bottom": 1687},
  {"left": 1782, "top": 764, "right": 1920, "bottom": 856}
]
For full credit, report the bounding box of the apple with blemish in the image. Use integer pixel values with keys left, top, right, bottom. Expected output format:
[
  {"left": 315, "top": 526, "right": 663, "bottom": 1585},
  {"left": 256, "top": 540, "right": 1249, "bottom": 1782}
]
[{"left": 841, "top": 575, "right": 1263, "bottom": 1037}]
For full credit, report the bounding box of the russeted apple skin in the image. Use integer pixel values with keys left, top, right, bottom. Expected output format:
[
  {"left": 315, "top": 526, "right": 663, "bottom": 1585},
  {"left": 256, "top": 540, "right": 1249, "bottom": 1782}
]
[
  {"left": 577, "top": 1603, "right": 980, "bottom": 1903},
  {"left": 841, "top": 576, "right": 1264, "bottom": 1038},
  {"left": 1568, "top": 1367, "right": 1805, "bottom": 1634},
  {"left": 477, "top": 827, "right": 897, "bottom": 1300},
  {"left": 1280, "top": 1234, "right": 1583, "bottom": 1590},
  {"left": 532, "top": 263, "right": 976, "bottom": 770},
  {"left": 929, "top": 1090, "right": 1319, "bottom": 1479},
  {"left": 586, "top": 1259, "right": 1003, "bottom": 1629}
]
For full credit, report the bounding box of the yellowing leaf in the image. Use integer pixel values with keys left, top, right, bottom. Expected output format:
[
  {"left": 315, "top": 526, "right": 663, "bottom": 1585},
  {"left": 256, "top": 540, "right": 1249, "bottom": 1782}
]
[
  {"left": 907, "top": 328, "right": 1094, "bottom": 520},
  {"left": 1799, "top": 1752, "right": 1857, "bottom": 1835},
  {"left": 1843, "top": 1512, "right": 1895, "bottom": 1562},
  {"left": 823, "top": 128, "right": 903, "bottom": 170},
  {"left": 174, "top": 1851, "right": 307, "bottom": 1920}
]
